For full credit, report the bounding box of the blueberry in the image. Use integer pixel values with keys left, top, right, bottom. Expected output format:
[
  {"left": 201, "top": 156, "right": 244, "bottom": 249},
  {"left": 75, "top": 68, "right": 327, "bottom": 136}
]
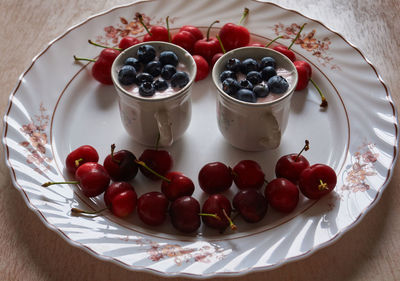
[
  {"left": 118, "top": 65, "right": 136, "bottom": 85},
  {"left": 124, "top": 57, "right": 141, "bottom": 72},
  {"left": 253, "top": 84, "right": 270, "bottom": 98},
  {"left": 159, "top": 51, "right": 179, "bottom": 66},
  {"left": 137, "top": 44, "right": 156, "bottom": 63},
  {"left": 225, "top": 58, "right": 243, "bottom": 73},
  {"left": 139, "top": 82, "right": 156, "bottom": 97},
  {"left": 171, "top": 71, "right": 190, "bottom": 88},
  {"left": 260, "top": 66, "right": 277, "bottom": 81},
  {"left": 161, "top": 64, "right": 177, "bottom": 80},
  {"left": 136, "top": 72, "right": 154, "bottom": 84},
  {"left": 219, "top": 70, "right": 236, "bottom": 82},
  {"left": 246, "top": 71, "right": 262, "bottom": 85},
  {"left": 241, "top": 58, "right": 258, "bottom": 74},
  {"left": 153, "top": 78, "right": 169, "bottom": 92},
  {"left": 259, "top": 56, "right": 276, "bottom": 69},
  {"left": 267, "top": 75, "right": 289, "bottom": 94},
  {"left": 222, "top": 78, "right": 240, "bottom": 96},
  {"left": 236, "top": 89, "right": 257, "bottom": 103},
  {"left": 144, "top": 60, "right": 162, "bottom": 77},
  {"left": 239, "top": 79, "right": 254, "bottom": 90}
]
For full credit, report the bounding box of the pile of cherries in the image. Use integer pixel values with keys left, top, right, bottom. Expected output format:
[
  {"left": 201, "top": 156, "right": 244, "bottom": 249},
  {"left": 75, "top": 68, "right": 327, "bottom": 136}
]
[{"left": 42, "top": 140, "right": 336, "bottom": 234}]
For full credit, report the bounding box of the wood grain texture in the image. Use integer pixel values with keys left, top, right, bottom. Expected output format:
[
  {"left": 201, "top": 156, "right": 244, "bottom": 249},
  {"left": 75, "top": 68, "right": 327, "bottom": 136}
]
[{"left": 0, "top": 0, "right": 399, "bottom": 280}]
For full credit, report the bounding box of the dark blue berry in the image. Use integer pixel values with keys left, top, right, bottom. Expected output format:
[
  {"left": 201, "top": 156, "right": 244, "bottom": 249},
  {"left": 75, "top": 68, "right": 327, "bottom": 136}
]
[
  {"left": 137, "top": 45, "right": 156, "bottom": 63},
  {"left": 161, "top": 64, "right": 177, "bottom": 80},
  {"left": 225, "top": 58, "right": 243, "bottom": 73},
  {"left": 259, "top": 56, "right": 276, "bottom": 69},
  {"left": 241, "top": 58, "right": 258, "bottom": 74},
  {"left": 267, "top": 75, "right": 289, "bottom": 94},
  {"left": 153, "top": 78, "right": 169, "bottom": 92},
  {"left": 253, "top": 84, "right": 270, "bottom": 98},
  {"left": 246, "top": 71, "right": 262, "bottom": 85},
  {"left": 260, "top": 66, "right": 277, "bottom": 81},
  {"left": 118, "top": 65, "right": 136, "bottom": 85},
  {"left": 219, "top": 70, "right": 236, "bottom": 82},
  {"left": 239, "top": 79, "right": 253, "bottom": 90},
  {"left": 139, "top": 82, "right": 156, "bottom": 96},
  {"left": 222, "top": 78, "right": 240, "bottom": 96},
  {"left": 159, "top": 51, "right": 179, "bottom": 66},
  {"left": 236, "top": 89, "right": 257, "bottom": 103},
  {"left": 124, "top": 57, "right": 141, "bottom": 72},
  {"left": 171, "top": 71, "right": 190, "bottom": 88},
  {"left": 136, "top": 72, "right": 154, "bottom": 84},
  {"left": 144, "top": 61, "right": 162, "bottom": 77}
]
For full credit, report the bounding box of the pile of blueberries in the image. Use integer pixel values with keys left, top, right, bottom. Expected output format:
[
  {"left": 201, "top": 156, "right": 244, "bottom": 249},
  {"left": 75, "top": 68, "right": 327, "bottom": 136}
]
[
  {"left": 118, "top": 44, "right": 190, "bottom": 97},
  {"left": 220, "top": 56, "right": 289, "bottom": 103}
]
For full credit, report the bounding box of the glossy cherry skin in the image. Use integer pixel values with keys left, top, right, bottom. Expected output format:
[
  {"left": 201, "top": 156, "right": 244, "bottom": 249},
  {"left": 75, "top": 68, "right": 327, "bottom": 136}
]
[
  {"left": 104, "top": 182, "right": 137, "bottom": 218},
  {"left": 233, "top": 189, "right": 268, "bottom": 223},
  {"left": 92, "top": 48, "right": 120, "bottom": 84},
  {"left": 171, "top": 31, "right": 197, "bottom": 53},
  {"left": 169, "top": 196, "right": 201, "bottom": 233},
  {"left": 219, "top": 23, "right": 250, "bottom": 51},
  {"left": 118, "top": 36, "right": 141, "bottom": 49},
  {"left": 103, "top": 148, "right": 138, "bottom": 181},
  {"left": 143, "top": 25, "right": 169, "bottom": 42},
  {"left": 161, "top": 171, "right": 195, "bottom": 201},
  {"left": 299, "top": 164, "right": 337, "bottom": 199},
  {"left": 232, "top": 160, "right": 265, "bottom": 190},
  {"left": 138, "top": 149, "right": 173, "bottom": 180},
  {"left": 275, "top": 154, "right": 310, "bottom": 184},
  {"left": 65, "top": 145, "right": 99, "bottom": 174},
  {"left": 75, "top": 162, "right": 110, "bottom": 197},
  {"left": 294, "top": 60, "right": 312, "bottom": 91},
  {"left": 211, "top": 52, "right": 223, "bottom": 67},
  {"left": 137, "top": 192, "right": 169, "bottom": 226},
  {"left": 264, "top": 178, "right": 299, "bottom": 213},
  {"left": 198, "top": 162, "right": 233, "bottom": 194},
  {"left": 201, "top": 194, "right": 232, "bottom": 230},
  {"left": 179, "top": 25, "right": 204, "bottom": 41},
  {"left": 193, "top": 37, "right": 222, "bottom": 63},
  {"left": 192, "top": 55, "right": 209, "bottom": 81},
  {"left": 272, "top": 45, "right": 296, "bottom": 62}
]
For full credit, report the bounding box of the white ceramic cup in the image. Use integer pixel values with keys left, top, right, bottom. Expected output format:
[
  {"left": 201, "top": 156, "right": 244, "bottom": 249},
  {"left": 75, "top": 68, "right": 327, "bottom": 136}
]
[
  {"left": 111, "top": 42, "right": 196, "bottom": 147},
  {"left": 212, "top": 47, "right": 298, "bottom": 151}
]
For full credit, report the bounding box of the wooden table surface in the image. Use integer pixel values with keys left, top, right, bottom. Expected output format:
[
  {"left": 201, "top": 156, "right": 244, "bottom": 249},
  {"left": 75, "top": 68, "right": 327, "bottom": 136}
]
[{"left": 1, "top": 0, "right": 399, "bottom": 280}]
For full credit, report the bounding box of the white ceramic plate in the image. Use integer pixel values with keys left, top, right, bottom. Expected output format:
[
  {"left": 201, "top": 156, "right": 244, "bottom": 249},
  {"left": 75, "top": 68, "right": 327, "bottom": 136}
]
[{"left": 3, "top": 0, "right": 398, "bottom": 278}]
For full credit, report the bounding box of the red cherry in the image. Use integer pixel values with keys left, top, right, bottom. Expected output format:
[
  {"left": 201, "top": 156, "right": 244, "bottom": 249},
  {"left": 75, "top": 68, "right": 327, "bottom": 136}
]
[
  {"left": 232, "top": 160, "right": 265, "bottom": 190},
  {"left": 299, "top": 164, "right": 337, "bottom": 199},
  {"left": 264, "top": 178, "right": 299, "bottom": 213},
  {"left": 137, "top": 14, "right": 169, "bottom": 42},
  {"left": 193, "top": 20, "right": 222, "bottom": 62},
  {"left": 179, "top": 25, "right": 204, "bottom": 41},
  {"left": 272, "top": 45, "right": 296, "bottom": 62},
  {"left": 233, "top": 189, "right": 268, "bottom": 223},
  {"left": 65, "top": 145, "right": 99, "bottom": 174},
  {"left": 169, "top": 196, "right": 201, "bottom": 233},
  {"left": 104, "top": 181, "right": 134, "bottom": 207},
  {"left": 137, "top": 192, "right": 169, "bottom": 226},
  {"left": 198, "top": 162, "right": 233, "bottom": 194},
  {"left": 103, "top": 144, "right": 138, "bottom": 181},
  {"left": 192, "top": 55, "right": 209, "bottom": 81},
  {"left": 161, "top": 171, "right": 195, "bottom": 201},
  {"left": 294, "top": 60, "right": 312, "bottom": 91},
  {"left": 171, "top": 30, "right": 197, "bottom": 53},
  {"left": 201, "top": 194, "right": 236, "bottom": 231},
  {"left": 275, "top": 140, "right": 310, "bottom": 184},
  {"left": 104, "top": 182, "right": 137, "bottom": 218},
  {"left": 138, "top": 149, "right": 173, "bottom": 180},
  {"left": 74, "top": 163, "right": 111, "bottom": 197},
  {"left": 118, "top": 36, "right": 141, "bottom": 49},
  {"left": 219, "top": 8, "right": 250, "bottom": 51},
  {"left": 211, "top": 52, "right": 224, "bottom": 67}
]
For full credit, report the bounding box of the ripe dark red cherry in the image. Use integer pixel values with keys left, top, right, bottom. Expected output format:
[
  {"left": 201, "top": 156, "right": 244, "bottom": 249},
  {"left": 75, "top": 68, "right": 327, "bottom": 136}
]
[
  {"left": 118, "top": 36, "right": 141, "bottom": 49},
  {"left": 294, "top": 60, "right": 312, "bottom": 91},
  {"left": 219, "top": 8, "right": 250, "bottom": 51},
  {"left": 65, "top": 145, "right": 99, "bottom": 174},
  {"left": 179, "top": 25, "right": 204, "bottom": 41},
  {"left": 264, "top": 178, "right": 299, "bottom": 213},
  {"left": 103, "top": 144, "right": 138, "bottom": 181},
  {"left": 299, "top": 164, "right": 337, "bottom": 199},
  {"left": 104, "top": 182, "right": 137, "bottom": 218},
  {"left": 192, "top": 55, "right": 209, "bottom": 81},
  {"left": 232, "top": 160, "right": 265, "bottom": 190},
  {"left": 161, "top": 171, "right": 195, "bottom": 201},
  {"left": 193, "top": 20, "right": 222, "bottom": 63},
  {"left": 171, "top": 30, "right": 197, "bottom": 53},
  {"left": 137, "top": 192, "right": 169, "bottom": 226},
  {"left": 74, "top": 162, "right": 110, "bottom": 197},
  {"left": 201, "top": 194, "right": 236, "bottom": 231},
  {"left": 138, "top": 149, "right": 173, "bottom": 180},
  {"left": 169, "top": 196, "right": 201, "bottom": 233},
  {"left": 233, "top": 189, "right": 268, "bottom": 223},
  {"left": 272, "top": 45, "right": 296, "bottom": 62},
  {"left": 138, "top": 14, "right": 169, "bottom": 42},
  {"left": 198, "top": 162, "right": 233, "bottom": 194}
]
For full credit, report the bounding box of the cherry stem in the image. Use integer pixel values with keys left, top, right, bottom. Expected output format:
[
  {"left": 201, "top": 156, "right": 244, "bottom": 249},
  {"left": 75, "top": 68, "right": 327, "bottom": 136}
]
[
  {"left": 265, "top": 35, "right": 283, "bottom": 48},
  {"left": 318, "top": 180, "right": 328, "bottom": 191},
  {"left": 222, "top": 209, "right": 237, "bottom": 231},
  {"left": 88, "top": 39, "right": 122, "bottom": 51},
  {"left": 215, "top": 34, "right": 226, "bottom": 54},
  {"left": 199, "top": 213, "right": 221, "bottom": 220},
  {"left": 74, "top": 158, "right": 83, "bottom": 168},
  {"left": 166, "top": 16, "right": 171, "bottom": 43},
  {"left": 309, "top": 78, "right": 328, "bottom": 108},
  {"left": 238, "top": 7, "right": 249, "bottom": 26},
  {"left": 110, "top": 144, "right": 120, "bottom": 164},
  {"left": 134, "top": 160, "right": 171, "bottom": 183},
  {"left": 206, "top": 20, "right": 219, "bottom": 41},
  {"left": 288, "top": 23, "right": 306, "bottom": 50},
  {"left": 138, "top": 13, "right": 152, "bottom": 36},
  {"left": 42, "top": 181, "right": 79, "bottom": 187},
  {"left": 73, "top": 55, "right": 96, "bottom": 62},
  {"left": 295, "top": 140, "right": 310, "bottom": 162},
  {"left": 71, "top": 207, "right": 107, "bottom": 215}
]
